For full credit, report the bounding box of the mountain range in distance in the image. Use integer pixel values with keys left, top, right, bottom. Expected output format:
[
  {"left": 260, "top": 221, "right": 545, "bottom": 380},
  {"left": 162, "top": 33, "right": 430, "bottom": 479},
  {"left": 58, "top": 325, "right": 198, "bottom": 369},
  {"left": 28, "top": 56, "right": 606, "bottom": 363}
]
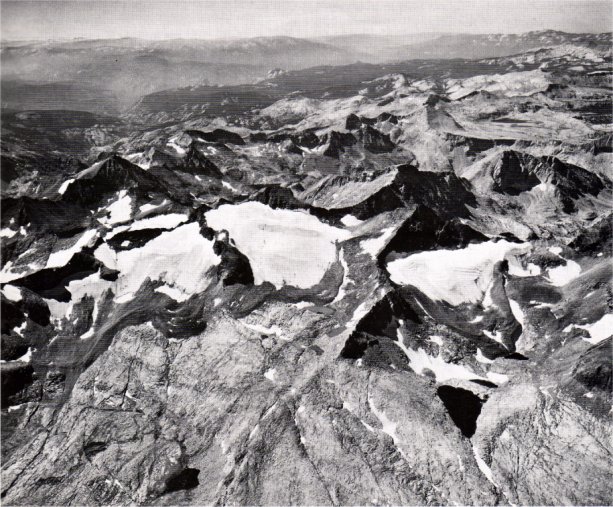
[{"left": 2, "top": 30, "right": 611, "bottom": 113}]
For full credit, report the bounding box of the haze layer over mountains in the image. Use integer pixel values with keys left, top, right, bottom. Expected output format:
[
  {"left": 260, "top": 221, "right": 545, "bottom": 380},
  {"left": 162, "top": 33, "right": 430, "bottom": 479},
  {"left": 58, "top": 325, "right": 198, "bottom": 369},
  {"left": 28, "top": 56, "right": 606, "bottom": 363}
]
[{"left": 2, "top": 30, "right": 610, "bottom": 111}]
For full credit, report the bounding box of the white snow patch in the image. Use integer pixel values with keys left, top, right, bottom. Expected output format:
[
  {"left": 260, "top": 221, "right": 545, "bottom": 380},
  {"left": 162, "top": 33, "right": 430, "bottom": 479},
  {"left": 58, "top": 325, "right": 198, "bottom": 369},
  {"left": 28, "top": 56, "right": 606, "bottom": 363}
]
[
  {"left": 167, "top": 137, "right": 187, "bottom": 155},
  {"left": 348, "top": 301, "right": 371, "bottom": 330},
  {"left": 340, "top": 214, "right": 363, "bottom": 227},
  {"left": 486, "top": 371, "right": 509, "bottom": 384},
  {"left": 205, "top": 202, "right": 349, "bottom": 289},
  {"left": 360, "top": 227, "right": 396, "bottom": 259},
  {"left": 404, "top": 346, "right": 487, "bottom": 382},
  {"left": 547, "top": 260, "right": 581, "bottom": 286},
  {"left": 294, "top": 301, "right": 314, "bottom": 309},
  {"left": 332, "top": 248, "right": 353, "bottom": 303},
  {"left": 469, "top": 315, "right": 484, "bottom": 324},
  {"left": 44, "top": 271, "right": 114, "bottom": 322},
  {"left": 412, "top": 297, "right": 432, "bottom": 318},
  {"left": 58, "top": 178, "right": 75, "bottom": 195},
  {"left": 0, "top": 228, "right": 17, "bottom": 238},
  {"left": 508, "top": 261, "right": 541, "bottom": 277},
  {"left": 368, "top": 397, "right": 407, "bottom": 459},
  {"left": 128, "top": 213, "right": 188, "bottom": 231},
  {"left": 387, "top": 241, "right": 531, "bottom": 306},
  {"left": 576, "top": 314, "right": 613, "bottom": 345},
  {"left": 0, "top": 260, "right": 44, "bottom": 284},
  {"left": 361, "top": 420, "right": 375, "bottom": 432},
  {"left": 98, "top": 222, "right": 219, "bottom": 303},
  {"left": 221, "top": 180, "right": 239, "bottom": 192},
  {"left": 93, "top": 242, "right": 118, "bottom": 270},
  {"left": 249, "top": 424, "right": 260, "bottom": 439},
  {"left": 1, "top": 284, "right": 22, "bottom": 302},
  {"left": 264, "top": 368, "right": 276, "bottom": 381},
  {"left": 262, "top": 401, "right": 278, "bottom": 419},
  {"left": 114, "top": 293, "right": 133, "bottom": 304},
  {"left": 242, "top": 321, "right": 286, "bottom": 340},
  {"left": 447, "top": 70, "right": 550, "bottom": 100},
  {"left": 429, "top": 335, "right": 444, "bottom": 346},
  {"left": 46, "top": 229, "right": 99, "bottom": 268},
  {"left": 80, "top": 327, "right": 94, "bottom": 340},
  {"left": 139, "top": 200, "right": 168, "bottom": 213},
  {"left": 104, "top": 224, "right": 130, "bottom": 241},
  {"left": 13, "top": 320, "right": 27, "bottom": 337},
  {"left": 155, "top": 284, "right": 190, "bottom": 302},
  {"left": 101, "top": 190, "right": 132, "bottom": 225},
  {"left": 483, "top": 329, "right": 505, "bottom": 346},
  {"left": 508, "top": 299, "right": 525, "bottom": 326},
  {"left": 397, "top": 330, "right": 488, "bottom": 383},
  {"left": 532, "top": 301, "right": 555, "bottom": 309},
  {"left": 476, "top": 348, "right": 494, "bottom": 364},
  {"left": 473, "top": 446, "right": 498, "bottom": 487},
  {"left": 458, "top": 455, "right": 466, "bottom": 473},
  {"left": 89, "top": 225, "right": 218, "bottom": 308},
  {"left": 1, "top": 347, "right": 32, "bottom": 364},
  {"left": 482, "top": 280, "right": 496, "bottom": 309},
  {"left": 545, "top": 247, "right": 582, "bottom": 286}
]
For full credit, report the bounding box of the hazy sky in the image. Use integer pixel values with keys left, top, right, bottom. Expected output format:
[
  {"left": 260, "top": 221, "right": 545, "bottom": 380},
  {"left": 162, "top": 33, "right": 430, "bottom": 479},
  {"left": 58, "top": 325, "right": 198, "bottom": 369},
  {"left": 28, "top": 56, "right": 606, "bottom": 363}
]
[{"left": 1, "top": 0, "right": 611, "bottom": 41}]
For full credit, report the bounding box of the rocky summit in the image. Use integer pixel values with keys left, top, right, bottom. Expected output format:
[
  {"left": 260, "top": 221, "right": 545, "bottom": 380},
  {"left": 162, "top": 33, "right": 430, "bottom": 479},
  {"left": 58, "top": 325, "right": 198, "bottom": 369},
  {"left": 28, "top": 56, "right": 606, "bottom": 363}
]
[{"left": 1, "top": 28, "right": 612, "bottom": 506}]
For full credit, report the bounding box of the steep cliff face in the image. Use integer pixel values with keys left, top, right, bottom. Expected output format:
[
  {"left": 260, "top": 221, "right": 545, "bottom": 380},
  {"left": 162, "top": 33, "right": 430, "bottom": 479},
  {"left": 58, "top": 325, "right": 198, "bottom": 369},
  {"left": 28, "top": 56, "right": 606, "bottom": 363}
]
[{"left": 1, "top": 37, "right": 612, "bottom": 506}]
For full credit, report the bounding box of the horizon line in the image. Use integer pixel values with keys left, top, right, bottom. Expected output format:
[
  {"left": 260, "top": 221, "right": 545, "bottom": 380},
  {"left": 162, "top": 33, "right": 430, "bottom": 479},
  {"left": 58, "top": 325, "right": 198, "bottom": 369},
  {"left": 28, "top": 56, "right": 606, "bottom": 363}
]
[{"left": 2, "top": 27, "right": 611, "bottom": 44}]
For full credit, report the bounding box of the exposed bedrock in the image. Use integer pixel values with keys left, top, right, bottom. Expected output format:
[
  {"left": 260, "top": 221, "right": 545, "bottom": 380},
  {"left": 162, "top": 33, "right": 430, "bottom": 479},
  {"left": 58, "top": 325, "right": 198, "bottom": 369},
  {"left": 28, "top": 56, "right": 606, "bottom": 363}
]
[
  {"left": 377, "top": 204, "right": 487, "bottom": 265},
  {"left": 185, "top": 128, "right": 245, "bottom": 145},
  {"left": 571, "top": 338, "right": 612, "bottom": 392},
  {"left": 307, "top": 163, "right": 477, "bottom": 221}
]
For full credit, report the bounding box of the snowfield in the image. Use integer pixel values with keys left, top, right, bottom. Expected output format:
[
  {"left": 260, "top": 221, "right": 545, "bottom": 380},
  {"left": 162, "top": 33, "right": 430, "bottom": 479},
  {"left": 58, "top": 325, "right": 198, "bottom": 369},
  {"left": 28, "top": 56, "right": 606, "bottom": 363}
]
[
  {"left": 205, "top": 202, "right": 350, "bottom": 289},
  {"left": 44, "top": 221, "right": 219, "bottom": 322},
  {"left": 340, "top": 214, "right": 364, "bottom": 227},
  {"left": 544, "top": 246, "right": 582, "bottom": 286},
  {"left": 445, "top": 70, "right": 551, "bottom": 100},
  {"left": 1, "top": 284, "right": 22, "bottom": 302},
  {"left": 576, "top": 314, "right": 613, "bottom": 344},
  {"left": 127, "top": 213, "right": 189, "bottom": 231},
  {"left": 396, "top": 330, "right": 506, "bottom": 384},
  {"left": 360, "top": 227, "right": 396, "bottom": 259},
  {"left": 155, "top": 284, "right": 191, "bottom": 302},
  {"left": 95, "top": 222, "right": 220, "bottom": 303},
  {"left": 386, "top": 240, "right": 532, "bottom": 306},
  {"left": 46, "top": 229, "right": 99, "bottom": 269},
  {"left": 99, "top": 190, "right": 133, "bottom": 225},
  {"left": 57, "top": 178, "right": 75, "bottom": 195},
  {"left": 44, "top": 271, "right": 114, "bottom": 323},
  {"left": 139, "top": 200, "right": 169, "bottom": 214}
]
